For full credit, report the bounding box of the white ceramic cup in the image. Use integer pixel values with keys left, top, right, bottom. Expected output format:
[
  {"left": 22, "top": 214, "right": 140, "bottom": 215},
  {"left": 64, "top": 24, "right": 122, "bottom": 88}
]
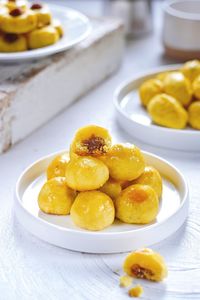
[{"left": 163, "top": 0, "right": 200, "bottom": 58}]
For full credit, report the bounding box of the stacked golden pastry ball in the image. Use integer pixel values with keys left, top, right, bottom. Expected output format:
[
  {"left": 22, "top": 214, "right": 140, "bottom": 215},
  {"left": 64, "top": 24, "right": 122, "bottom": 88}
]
[
  {"left": 139, "top": 60, "right": 200, "bottom": 130},
  {"left": 38, "top": 125, "right": 163, "bottom": 231},
  {"left": 0, "top": 0, "right": 63, "bottom": 52}
]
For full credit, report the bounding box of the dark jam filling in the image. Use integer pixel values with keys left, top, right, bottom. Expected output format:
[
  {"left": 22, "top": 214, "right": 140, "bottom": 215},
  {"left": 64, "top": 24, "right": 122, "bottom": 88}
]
[
  {"left": 9, "top": 7, "right": 23, "bottom": 16},
  {"left": 4, "top": 33, "right": 19, "bottom": 43},
  {"left": 31, "top": 3, "right": 42, "bottom": 9},
  {"left": 131, "top": 264, "right": 154, "bottom": 279},
  {"left": 82, "top": 135, "right": 106, "bottom": 154}
]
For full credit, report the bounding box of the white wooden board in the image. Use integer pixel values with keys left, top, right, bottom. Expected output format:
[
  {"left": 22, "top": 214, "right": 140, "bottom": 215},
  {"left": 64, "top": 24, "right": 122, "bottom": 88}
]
[{"left": 0, "top": 17, "right": 124, "bottom": 153}]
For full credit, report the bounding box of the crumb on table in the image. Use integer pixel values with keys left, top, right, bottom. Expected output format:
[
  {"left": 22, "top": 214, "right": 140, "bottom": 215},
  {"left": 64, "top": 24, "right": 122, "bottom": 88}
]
[
  {"left": 119, "top": 275, "right": 133, "bottom": 287},
  {"left": 128, "top": 285, "right": 143, "bottom": 298}
]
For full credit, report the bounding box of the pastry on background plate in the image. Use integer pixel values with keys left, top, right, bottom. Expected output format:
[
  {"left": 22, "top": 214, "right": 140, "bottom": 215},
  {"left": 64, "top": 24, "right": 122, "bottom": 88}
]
[
  {"left": 163, "top": 71, "right": 192, "bottom": 107},
  {"left": 0, "top": 0, "right": 64, "bottom": 52},
  {"left": 2, "top": 0, "right": 28, "bottom": 11},
  {"left": 27, "top": 24, "right": 59, "bottom": 49},
  {"left": 156, "top": 71, "right": 170, "bottom": 82},
  {"left": 0, "top": 7, "right": 37, "bottom": 33},
  {"left": 139, "top": 78, "right": 163, "bottom": 107},
  {"left": 181, "top": 59, "right": 200, "bottom": 82},
  {"left": 192, "top": 74, "right": 200, "bottom": 100},
  {"left": 30, "top": 2, "right": 52, "bottom": 27},
  {"left": 0, "top": 32, "right": 27, "bottom": 52},
  {"left": 138, "top": 60, "right": 200, "bottom": 130},
  {"left": 147, "top": 93, "right": 188, "bottom": 129},
  {"left": 188, "top": 101, "right": 200, "bottom": 130}
]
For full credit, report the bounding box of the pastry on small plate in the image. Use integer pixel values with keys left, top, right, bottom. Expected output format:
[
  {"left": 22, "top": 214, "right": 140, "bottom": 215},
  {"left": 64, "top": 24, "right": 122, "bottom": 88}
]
[{"left": 188, "top": 101, "right": 200, "bottom": 130}]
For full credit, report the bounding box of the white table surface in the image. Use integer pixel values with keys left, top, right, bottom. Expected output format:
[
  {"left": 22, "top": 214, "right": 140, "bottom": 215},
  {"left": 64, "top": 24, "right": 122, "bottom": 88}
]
[{"left": 1, "top": 2, "right": 200, "bottom": 300}]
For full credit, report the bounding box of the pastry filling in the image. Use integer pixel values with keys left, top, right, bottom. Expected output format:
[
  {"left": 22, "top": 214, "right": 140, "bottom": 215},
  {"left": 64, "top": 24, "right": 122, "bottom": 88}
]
[
  {"left": 31, "top": 3, "right": 43, "bottom": 10},
  {"left": 131, "top": 264, "right": 154, "bottom": 279},
  {"left": 128, "top": 189, "right": 147, "bottom": 203},
  {"left": 4, "top": 33, "right": 19, "bottom": 43},
  {"left": 9, "top": 8, "right": 23, "bottom": 16},
  {"left": 82, "top": 135, "right": 106, "bottom": 154}
]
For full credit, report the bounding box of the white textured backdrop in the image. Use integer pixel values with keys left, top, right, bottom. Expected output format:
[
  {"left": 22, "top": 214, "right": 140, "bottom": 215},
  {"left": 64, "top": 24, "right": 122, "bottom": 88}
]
[{"left": 0, "top": 1, "right": 200, "bottom": 300}]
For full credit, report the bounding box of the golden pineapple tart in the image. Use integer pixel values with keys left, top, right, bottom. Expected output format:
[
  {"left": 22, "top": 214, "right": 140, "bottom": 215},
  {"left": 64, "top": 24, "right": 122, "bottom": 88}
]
[
  {"left": 192, "top": 75, "right": 200, "bottom": 100},
  {"left": 163, "top": 71, "right": 192, "bottom": 107},
  {"left": 139, "top": 78, "right": 163, "bottom": 107},
  {"left": 0, "top": 7, "right": 37, "bottom": 34},
  {"left": 133, "top": 166, "right": 162, "bottom": 198},
  {"left": 115, "top": 184, "right": 159, "bottom": 224},
  {"left": 70, "top": 191, "right": 115, "bottom": 231},
  {"left": 38, "top": 177, "right": 76, "bottom": 215},
  {"left": 99, "top": 177, "right": 122, "bottom": 200},
  {"left": 30, "top": 3, "right": 52, "bottom": 27},
  {"left": 0, "top": 5, "right": 7, "bottom": 16},
  {"left": 2, "top": 0, "right": 28, "bottom": 11},
  {"left": 47, "top": 152, "right": 69, "bottom": 180},
  {"left": 70, "top": 125, "right": 112, "bottom": 157},
  {"left": 188, "top": 101, "right": 200, "bottom": 130},
  {"left": 0, "top": 33, "right": 27, "bottom": 52},
  {"left": 138, "top": 60, "right": 200, "bottom": 130},
  {"left": 53, "top": 19, "right": 64, "bottom": 38},
  {"left": 100, "top": 143, "right": 145, "bottom": 181},
  {"left": 0, "top": 1, "right": 64, "bottom": 52},
  {"left": 123, "top": 248, "right": 168, "bottom": 282},
  {"left": 156, "top": 71, "right": 170, "bottom": 82},
  {"left": 147, "top": 93, "right": 188, "bottom": 129},
  {"left": 181, "top": 59, "right": 200, "bottom": 82},
  {"left": 65, "top": 156, "right": 109, "bottom": 191},
  {"left": 38, "top": 125, "right": 164, "bottom": 231},
  {"left": 27, "top": 25, "right": 59, "bottom": 49}
]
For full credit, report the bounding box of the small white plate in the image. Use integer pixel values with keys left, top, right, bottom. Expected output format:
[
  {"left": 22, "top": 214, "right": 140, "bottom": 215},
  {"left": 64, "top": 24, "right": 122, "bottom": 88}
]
[
  {"left": 0, "top": 4, "right": 91, "bottom": 62},
  {"left": 114, "top": 64, "right": 200, "bottom": 152},
  {"left": 14, "top": 150, "right": 189, "bottom": 254}
]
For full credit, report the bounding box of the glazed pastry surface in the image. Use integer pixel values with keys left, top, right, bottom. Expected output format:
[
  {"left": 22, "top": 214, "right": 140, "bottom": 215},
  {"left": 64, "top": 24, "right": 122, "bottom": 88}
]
[{"left": 0, "top": 1, "right": 63, "bottom": 51}]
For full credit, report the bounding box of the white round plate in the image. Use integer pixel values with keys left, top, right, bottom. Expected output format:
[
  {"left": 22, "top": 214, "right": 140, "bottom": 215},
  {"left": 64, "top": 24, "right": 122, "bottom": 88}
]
[
  {"left": 0, "top": 4, "right": 91, "bottom": 62},
  {"left": 114, "top": 64, "right": 200, "bottom": 152},
  {"left": 14, "top": 150, "right": 189, "bottom": 254}
]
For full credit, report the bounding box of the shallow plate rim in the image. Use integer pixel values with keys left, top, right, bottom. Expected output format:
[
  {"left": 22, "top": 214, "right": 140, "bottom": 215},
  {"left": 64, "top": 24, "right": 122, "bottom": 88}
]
[
  {"left": 114, "top": 64, "right": 200, "bottom": 136},
  {"left": 0, "top": 4, "right": 92, "bottom": 62},
  {"left": 14, "top": 149, "right": 189, "bottom": 239}
]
